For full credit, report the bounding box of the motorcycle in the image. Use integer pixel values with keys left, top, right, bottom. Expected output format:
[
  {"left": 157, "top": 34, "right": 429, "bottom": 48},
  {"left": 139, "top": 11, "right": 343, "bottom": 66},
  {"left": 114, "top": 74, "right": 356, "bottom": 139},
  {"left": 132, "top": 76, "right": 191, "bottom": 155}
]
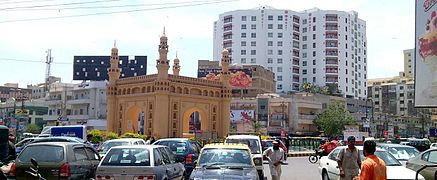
[
  {"left": 308, "top": 149, "right": 327, "bottom": 164},
  {"left": 26, "top": 158, "right": 46, "bottom": 180}
]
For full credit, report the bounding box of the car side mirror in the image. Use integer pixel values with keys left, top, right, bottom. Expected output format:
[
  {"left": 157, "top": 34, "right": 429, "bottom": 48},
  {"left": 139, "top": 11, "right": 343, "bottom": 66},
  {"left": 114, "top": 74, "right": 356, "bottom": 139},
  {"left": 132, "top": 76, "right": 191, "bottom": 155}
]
[{"left": 31, "top": 158, "right": 38, "bottom": 168}]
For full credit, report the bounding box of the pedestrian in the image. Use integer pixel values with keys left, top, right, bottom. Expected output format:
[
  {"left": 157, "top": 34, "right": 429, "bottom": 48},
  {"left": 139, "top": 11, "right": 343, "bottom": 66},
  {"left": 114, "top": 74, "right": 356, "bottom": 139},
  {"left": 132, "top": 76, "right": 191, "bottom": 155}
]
[
  {"left": 354, "top": 140, "right": 387, "bottom": 180},
  {"left": 263, "top": 140, "right": 284, "bottom": 180},
  {"left": 337, "top": 136, "right": 361, "bottom": 180},
  {"left": 150, "top": 136, "right": 156, "bottom": 144},
  {"left": 7, "top": 133, "right": 16, "bottom": 161},
  {"left": 145, "top": 137, "right": 152, "bottom": 145}
]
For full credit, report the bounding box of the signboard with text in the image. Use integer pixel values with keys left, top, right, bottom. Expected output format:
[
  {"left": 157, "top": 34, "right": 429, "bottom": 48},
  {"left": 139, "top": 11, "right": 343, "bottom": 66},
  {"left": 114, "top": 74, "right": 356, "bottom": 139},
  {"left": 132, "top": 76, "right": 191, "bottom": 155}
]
[
  {"left": 415, "top": 0, "right": 437, "bottom": 107},
  {"left": 230, "top": 110, "right": 255, "bottom": 123}
]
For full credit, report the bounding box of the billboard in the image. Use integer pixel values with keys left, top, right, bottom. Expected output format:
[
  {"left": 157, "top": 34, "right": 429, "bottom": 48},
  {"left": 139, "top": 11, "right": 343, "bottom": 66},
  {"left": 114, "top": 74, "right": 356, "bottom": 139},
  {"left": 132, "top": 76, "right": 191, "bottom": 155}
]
[
  {"left": 230, "top": 110, "right": 255, "bottom": 123},
  {"left": 198, "top": 68, "right": 252, "bottom": 88},
  {"left": 73, "top": 56, "right": 147, "bottom": 81},
  {"left": 415, "top": 0, "right": 437, "bottom": 107}
]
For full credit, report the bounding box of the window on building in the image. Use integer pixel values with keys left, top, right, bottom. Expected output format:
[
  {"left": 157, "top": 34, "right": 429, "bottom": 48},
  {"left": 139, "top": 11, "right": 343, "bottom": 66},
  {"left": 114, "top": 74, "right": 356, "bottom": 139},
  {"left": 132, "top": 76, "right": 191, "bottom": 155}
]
[
  {"left": 313, "top": 51, "right": 316, "bottom": 57},
  {"left": 303, "top": 36, "right": 307, "bottom": 41},
  {"left": 303, "top": 19, "right": 307, "bottom": 24},
  {"left": 313, "top": 43, "right": 316, "bottom": 48},
  {"left": 278, "top": 24, "right": 283, "bottom": 29},
  {"left": 277, "top": 76, "right": 283, "bottom": 81},
  {"left": 278, "top": 15, "right": 283, "bottom": 21},
  {"left": 241, "top": 16, "right": 247, "bottom": 21},
  {"left": 251, "top": 41, "right": 256, "bottom": 46},
  {"left": 251, "top": 16, "right": 256, "bottom": 21},
  {"left": 268, "top": 15, "right": 273, "bottom": 20},
  {"left": 251, "top": 33, "right": 256, "bottom": 38},
  {"left": 251, "top": 50, "right": 256, "bottom": 55},
  {"left": 303, "top": 27, "right": 307, "bottom": 33},
  {"left": 313, "top": 68, "right": 316, "bottom": 74},
  {"left": 268, "top": 67, "right": 273, "bottom": 71},
  {"left": 250, "top": 58, "right": 256, "bottom": 63},
  {"left": 241, "top": 58, "right": 246, "bottom": 63},
  {"left": 268, "top": 49, "right": 273, "bottom": 55},
  {"left": 277, "top": 84, "right": 283, "bottom": 90},
  {"left": 240, "top": 50, "right": 246, "bottom": 55},
  {"left": 303, "top": 44, "right": 307, "bottom": 49},
  {"left": 313, "top": 60, "right": 316, "bottom": 65},
  {"left": 241, "top": 33, "right": 246, "bottom": 38},
  {"left": 313, "top": 77, "right": 316, "bottom": 83},
  {"left": 251, "top": 24, "right": 256, "bottom": 29},
  {"left": 278, "top": 33, "right": 283, "bottom": 38},
  {"left": 277, "top": 41, "right": 283, "bottom": 46},
  {"left": 267, "top": 58, "right": 273, "bottom": 63},
  {"left": 268, "top": 41, "right": 273, "bottom": 46},
  {"left": 278, "top": 50, "right": 283, "bottom": 55},
  {"left": 277, "top": 58, "right": 283, "bottom": 63},
  {"left": 303, "top": 53, "right": 307, "bottom": 58},
  {"left": 268, "top": 24, "right": 273, "bottom": 29},
  {"left": 303, "top": 69, "right": 307, "bottom": 74},
  {"left": 268, "top": 32, "right": 273, "bottom": 38},
  {"left": 312, "top": 25, "right": 316, "bottom": 31},
  {"left": 277, "top": 67, "right": 283, "bottom": 72},
  {"left": 313, "top": 34, "right": 316, "bottom": 39},
  {"left": 303, "top": 61, "right": 307, "bottom": 66},
  {"left": 241, "top": 41, "right": 246, "bottom": 46},
  {"left": 312, "top": 17, "right": 316, "bottom": 22}
]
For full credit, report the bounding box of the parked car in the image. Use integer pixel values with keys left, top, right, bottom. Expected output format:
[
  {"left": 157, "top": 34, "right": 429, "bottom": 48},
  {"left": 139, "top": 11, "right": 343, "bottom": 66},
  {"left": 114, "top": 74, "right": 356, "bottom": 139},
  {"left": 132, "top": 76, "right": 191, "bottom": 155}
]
[
  {"left": 225, "top": 135, "right": 264, "bottom": 179},
  {"left": 318, "top": 146, "right": 424, "bottom": 180},
  {"left": 96, "top": 145, "right": 185, "bottom": 180},
  {"left": 261, "top": 139, "right": 287, "bottom": 161},
  {"left": 98, "top": 138, "right": 146, "bottom": 157},
  {"left": 190, "top": 143, "right": 258, "bottom": 180},
  {"left": 377, "top": 143, "right": 420, "bottom": 165},
  {"left": 14, "top": 137, "right": 42, "bottom": 155},
  {"left": 152, "top": 138, "right": 201, "bottom": 178},
  {"left": 406, "top": 148, "right": 437, "bottom": 180},
  {"left": 30, "top": 136, "right": 86, "bottom": 144},
  {"left": 9, "top": 142, "right": 101, "bottom": 179}
]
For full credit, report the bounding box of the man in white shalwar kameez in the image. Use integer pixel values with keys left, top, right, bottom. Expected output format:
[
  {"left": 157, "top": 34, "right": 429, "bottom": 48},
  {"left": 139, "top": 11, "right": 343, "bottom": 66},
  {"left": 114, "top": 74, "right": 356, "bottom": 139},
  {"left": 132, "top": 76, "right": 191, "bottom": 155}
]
[{"left": 263, "top": 140, "right": 284, "bottom": 180}]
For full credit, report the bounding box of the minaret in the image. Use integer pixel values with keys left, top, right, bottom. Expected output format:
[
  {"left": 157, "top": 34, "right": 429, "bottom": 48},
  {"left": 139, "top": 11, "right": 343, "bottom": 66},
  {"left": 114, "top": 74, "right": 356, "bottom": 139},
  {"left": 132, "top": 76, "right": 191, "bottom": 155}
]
[
  {"left": 157, "top": 27, "right": 170, "bottom": 79},
  {"left": 220, "top": 48, "right": 231, "bottom": 137},
  {"left": 220, "top": 49, "right": 231, "bottom": 87},
  {"left": 172, "top": 52, "right": 180, "bottom": 76},
  {"left": 107, "top": 41, "right": 121, "bottom": 133}
]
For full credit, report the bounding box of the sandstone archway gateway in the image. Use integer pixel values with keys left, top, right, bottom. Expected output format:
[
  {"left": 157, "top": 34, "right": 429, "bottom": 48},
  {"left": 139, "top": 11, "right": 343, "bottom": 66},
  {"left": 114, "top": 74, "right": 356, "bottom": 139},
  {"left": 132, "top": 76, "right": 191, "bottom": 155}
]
[{"left": 106, "top": 30, "right": 232, "bottom": 138}]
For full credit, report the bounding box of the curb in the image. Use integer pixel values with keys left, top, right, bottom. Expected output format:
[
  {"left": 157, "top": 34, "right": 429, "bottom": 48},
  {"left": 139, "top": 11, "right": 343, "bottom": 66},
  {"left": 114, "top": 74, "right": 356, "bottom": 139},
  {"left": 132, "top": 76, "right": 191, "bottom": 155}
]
[{"left": 288, "top": 152, "right": 313, "bottom": 157}]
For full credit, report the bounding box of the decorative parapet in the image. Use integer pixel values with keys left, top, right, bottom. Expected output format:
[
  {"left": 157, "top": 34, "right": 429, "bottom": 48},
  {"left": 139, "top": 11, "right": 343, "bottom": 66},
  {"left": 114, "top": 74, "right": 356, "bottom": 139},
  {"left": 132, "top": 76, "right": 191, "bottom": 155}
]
[
  {"left": 117, "top": 74, "right": 158, "bottom": 85},
  {"left": 168, "top": 74, "right": 223, "bottom": 88}
]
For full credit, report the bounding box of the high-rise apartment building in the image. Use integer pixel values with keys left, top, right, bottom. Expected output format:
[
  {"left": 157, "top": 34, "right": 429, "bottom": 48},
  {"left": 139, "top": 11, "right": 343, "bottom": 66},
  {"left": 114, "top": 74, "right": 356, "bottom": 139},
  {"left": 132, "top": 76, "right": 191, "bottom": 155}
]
[
  {"left": 403, "top": 49, "right": 415, "bottom": 78},
  {"left": 213, "top": 6, "right": 367, "bottom": 99}
]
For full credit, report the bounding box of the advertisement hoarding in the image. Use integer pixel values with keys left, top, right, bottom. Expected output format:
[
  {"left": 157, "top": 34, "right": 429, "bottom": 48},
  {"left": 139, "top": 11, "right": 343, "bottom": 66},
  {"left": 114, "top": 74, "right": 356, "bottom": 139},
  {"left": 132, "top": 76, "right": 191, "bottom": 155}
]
[
  {"left": 415, "top": 0, "right": 437, "bottom": 107},
  {"left": 230, "top": 110, "right": 255, "bottom": 123},
  {"left": 197, "top": 68, "right": 252, "bottom": 88}
]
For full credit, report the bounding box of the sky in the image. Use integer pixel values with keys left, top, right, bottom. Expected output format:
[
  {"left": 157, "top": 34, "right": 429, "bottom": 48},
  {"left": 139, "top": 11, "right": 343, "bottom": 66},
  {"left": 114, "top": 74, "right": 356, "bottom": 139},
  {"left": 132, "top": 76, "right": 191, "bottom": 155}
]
[{"left": 0, "top": 0, "right": 415, "bottom": 88}]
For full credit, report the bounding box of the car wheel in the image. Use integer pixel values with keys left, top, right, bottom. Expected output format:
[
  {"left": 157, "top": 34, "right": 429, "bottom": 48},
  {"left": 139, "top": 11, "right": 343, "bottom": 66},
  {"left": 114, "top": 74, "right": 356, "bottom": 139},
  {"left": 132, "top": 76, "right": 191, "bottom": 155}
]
[{"left": 322, "top": 170, "right": 330, "bottom": 180}]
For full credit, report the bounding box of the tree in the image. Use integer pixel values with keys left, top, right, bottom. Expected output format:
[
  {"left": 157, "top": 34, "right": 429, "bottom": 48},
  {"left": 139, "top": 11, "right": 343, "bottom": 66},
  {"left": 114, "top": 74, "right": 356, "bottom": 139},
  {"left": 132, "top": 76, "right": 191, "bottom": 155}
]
[
  {"left": 88, "top": 129, "right": 104, "bottom": 144},
  {"left": 314, "top": 101, "right": 355, "bottom": 138},
  {"left": 251, "top": 121, "right": 262, "bottom": 134},
  {"left": 302, "top": 82, "right": 313, "bottom": 93},
  {"left": 25, "top": 124, "right": 41, "bottom": 134}
]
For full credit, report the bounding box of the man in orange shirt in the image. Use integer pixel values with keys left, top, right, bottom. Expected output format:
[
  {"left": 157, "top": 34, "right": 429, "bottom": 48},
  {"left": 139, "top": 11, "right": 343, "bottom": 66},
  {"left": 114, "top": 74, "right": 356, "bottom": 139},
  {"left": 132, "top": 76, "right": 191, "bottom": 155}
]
[{"left": 356, "top": 140, "right": 387, "bottom": 180}]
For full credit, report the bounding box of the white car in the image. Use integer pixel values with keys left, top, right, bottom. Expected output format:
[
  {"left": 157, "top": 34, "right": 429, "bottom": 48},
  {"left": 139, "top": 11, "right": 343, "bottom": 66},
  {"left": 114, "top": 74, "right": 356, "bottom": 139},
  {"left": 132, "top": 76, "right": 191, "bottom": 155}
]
[
  {"left": 98, "top": 138, "right": 147, "bottom": 157},
  {"left": 318, "top": 146, "right": 424, "bottom": 180},
  {"left": 225, "top": 135, "right": 264, "bottom": 179}
]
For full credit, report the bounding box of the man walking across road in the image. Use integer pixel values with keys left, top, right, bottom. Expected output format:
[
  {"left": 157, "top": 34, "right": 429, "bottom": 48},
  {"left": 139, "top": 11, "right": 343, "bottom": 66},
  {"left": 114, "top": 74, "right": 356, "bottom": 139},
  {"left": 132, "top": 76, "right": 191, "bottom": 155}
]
[
  {"left": 263, "top": 140, "right": 284, "bottom": 180},
  {"left": 355, "top": 140, "right": 387, "bottom": 180},
  {"left": 337, "top": 136, "right": 361, "bottom": 180}
]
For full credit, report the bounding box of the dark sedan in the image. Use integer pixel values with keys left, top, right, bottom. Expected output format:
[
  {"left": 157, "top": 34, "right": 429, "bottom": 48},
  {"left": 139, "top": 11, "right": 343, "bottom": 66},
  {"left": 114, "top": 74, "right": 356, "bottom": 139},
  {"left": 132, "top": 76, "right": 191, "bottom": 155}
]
[
  {"left": 190, "top": 143, "right": 258, "bottom": 180},
  {"left": 9, "top": 142, "right": 100, "bottom": 179}
]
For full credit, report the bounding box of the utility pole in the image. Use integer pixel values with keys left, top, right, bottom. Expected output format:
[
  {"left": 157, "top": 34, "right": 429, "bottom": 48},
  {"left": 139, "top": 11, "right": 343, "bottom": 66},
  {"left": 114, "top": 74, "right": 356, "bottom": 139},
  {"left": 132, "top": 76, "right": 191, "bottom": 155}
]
[{"left": 45, "top": 49, "right": 53, "bottom": 96}]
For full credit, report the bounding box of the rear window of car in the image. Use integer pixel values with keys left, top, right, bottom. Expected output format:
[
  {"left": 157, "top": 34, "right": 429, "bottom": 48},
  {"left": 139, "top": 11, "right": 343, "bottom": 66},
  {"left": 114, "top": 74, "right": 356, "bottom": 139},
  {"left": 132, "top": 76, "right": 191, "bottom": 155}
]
[
  {"left": 155, "top": 141, "right": 188, "bottom": 155},
  {"left": 101, "top": 148, "right": 150, "bottom": 166},
  {"left": 226, "top": 139, "right": 261, "bottom": 154},
  {"left": 18, "top": 145, "right": 64, "bottom": 163}
]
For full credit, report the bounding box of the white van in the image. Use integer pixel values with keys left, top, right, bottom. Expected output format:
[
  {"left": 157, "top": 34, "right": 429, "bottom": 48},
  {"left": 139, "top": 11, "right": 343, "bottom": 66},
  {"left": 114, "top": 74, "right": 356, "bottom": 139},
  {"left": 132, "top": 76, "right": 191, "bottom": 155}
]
[{"left": 225, "top": 135, "right": 264, "bottom": 179}]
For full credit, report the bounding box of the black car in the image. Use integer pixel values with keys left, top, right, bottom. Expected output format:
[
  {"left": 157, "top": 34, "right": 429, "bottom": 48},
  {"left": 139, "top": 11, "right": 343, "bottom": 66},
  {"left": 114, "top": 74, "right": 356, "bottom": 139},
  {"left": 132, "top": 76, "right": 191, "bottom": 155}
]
[
  {"left": 9, "top": 142, "right": 100, "bottom": 179},
  {"left": 153, "top": 138, "right": 201, "bottom": 178}
]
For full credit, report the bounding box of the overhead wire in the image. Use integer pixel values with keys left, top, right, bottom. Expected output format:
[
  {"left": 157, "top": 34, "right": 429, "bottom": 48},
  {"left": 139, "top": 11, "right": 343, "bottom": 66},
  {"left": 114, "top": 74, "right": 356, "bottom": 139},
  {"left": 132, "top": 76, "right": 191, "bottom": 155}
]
[
  {"left": 0, "top": 0, "right": 122, "bottom": 10},
  {"left": 2, "top": 0, "right": 213, "bottom": 11},
  {"left": 0, "top": 0, "right": 238, "bottom": 23}
]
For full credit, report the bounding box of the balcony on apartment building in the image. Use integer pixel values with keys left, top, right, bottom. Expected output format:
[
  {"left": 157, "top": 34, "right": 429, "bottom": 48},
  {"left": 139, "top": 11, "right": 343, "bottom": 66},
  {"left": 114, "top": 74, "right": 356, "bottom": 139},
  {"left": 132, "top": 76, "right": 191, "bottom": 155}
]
[
  {"left": 326, "top": 49, "right": 338, "bottom": 56},
  {"left": 325, "top": 67, "right": 338, "bottom": 74},
  {"left": 292, "top": 67, "right": 300, "bottom": 74},
  {"left": 326, "top": 40, "right": 338, "bottom": 48},
  {"left": 293, "top": 15, "right": 300, "bottom": 24},
  {"left": 293, "top": 50, "right": 300, "bottom": 57},
  {"left": 326, "top": 32, "right": 338, "bottom": 39},
  {"left": 326, "top": 76, "right": 339, "bottom": 83},
  {"left": 293, "top": 25, "right": 300, "bottom": 32},
  {"left": 325, "top": 14, "right": 338, "bottom": 22},
  {"left": 293, "top": 58, "right": 300, "bottom": 66},
  {"left": 292, "top": 33, "right": 299, "bottom": 40},
  {"left": 325, "top": 23, "right": 338, "bottom": 31},
  {"left": 326, "top": 58, "right": 338, "bottom": 65},
  {"left": 223, "top": 15, "right": 232, "bottom": 24}
]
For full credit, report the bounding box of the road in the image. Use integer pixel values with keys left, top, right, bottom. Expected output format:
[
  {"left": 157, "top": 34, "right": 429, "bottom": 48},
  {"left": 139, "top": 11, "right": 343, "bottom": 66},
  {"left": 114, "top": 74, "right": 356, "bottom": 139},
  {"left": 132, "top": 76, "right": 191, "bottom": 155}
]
[{"left": 263, "top": 157, "right": 320, "bottom": 180}]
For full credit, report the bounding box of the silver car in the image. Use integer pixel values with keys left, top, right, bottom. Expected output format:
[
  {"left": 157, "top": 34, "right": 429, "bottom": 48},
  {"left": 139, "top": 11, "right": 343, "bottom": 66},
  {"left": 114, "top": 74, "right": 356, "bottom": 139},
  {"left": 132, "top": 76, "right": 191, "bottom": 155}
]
[{"left": 96, "top": 145, "right": 185, "bottom": 180}]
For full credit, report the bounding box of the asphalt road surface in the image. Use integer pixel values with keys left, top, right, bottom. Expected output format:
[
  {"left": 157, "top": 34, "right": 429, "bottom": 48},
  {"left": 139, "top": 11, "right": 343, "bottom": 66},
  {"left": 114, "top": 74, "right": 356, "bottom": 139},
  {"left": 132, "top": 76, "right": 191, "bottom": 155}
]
[{"left": 263, "top": 157, "right": 320, "bottom": 180}]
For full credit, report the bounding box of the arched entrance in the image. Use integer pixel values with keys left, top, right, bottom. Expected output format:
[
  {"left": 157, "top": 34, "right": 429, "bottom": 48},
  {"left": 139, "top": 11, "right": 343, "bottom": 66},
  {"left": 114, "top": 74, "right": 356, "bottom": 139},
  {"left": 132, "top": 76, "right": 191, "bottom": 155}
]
[
  {"left": 182, "top": 107, "right": 208, "bottom": 137},
  {"left": 126, "top": 106, "right": 142, "bottom": 133}
]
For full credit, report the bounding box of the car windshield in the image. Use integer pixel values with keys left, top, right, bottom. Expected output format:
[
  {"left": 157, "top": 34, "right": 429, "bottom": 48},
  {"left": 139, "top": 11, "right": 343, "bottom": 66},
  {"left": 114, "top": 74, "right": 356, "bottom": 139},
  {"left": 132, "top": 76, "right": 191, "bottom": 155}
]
[
  {"left": 101, "top": 148, "right": 150, "bottom": 166},
  {"left": 263, "top": 141, "right": 273, "bottom": 148},
  {"left": 199, "top": 148, "right": 252, "bottom": 167},
  {"left": 226, "top": 139, "right": 260, "bottom": 154},
  {"left": 386, "top": 147, "right": 419, "bottom": 160},
  {"left": 18, "top": 145, "right": 64, "bottom": 163},
  {"left": 155, "top": 141, "right": 187, "bottom": 155},
  {"left": 16, "top": 138, "right": 36, "bottom": 147},
  {"left": 101, "top": 141, "right": 130, "bottom": 153},
  {"left": 358, "top": 150, "right": 402, "bottom": 166}
]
